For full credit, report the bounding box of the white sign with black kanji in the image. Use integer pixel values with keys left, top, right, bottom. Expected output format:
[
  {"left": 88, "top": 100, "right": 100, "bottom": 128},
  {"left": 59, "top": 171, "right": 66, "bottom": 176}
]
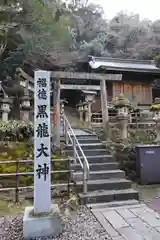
[{"left": 34, "top": 70, "right": 51, "bottom": 213}]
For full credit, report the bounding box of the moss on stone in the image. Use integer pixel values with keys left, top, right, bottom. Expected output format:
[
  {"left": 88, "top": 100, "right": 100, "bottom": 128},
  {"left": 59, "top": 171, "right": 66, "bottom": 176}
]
[
  {"left": 29, "top": 209, "right": 53, "bottom": 218},
  {"left": 150, "top": 103, "right": 160, "bottom": 110}
]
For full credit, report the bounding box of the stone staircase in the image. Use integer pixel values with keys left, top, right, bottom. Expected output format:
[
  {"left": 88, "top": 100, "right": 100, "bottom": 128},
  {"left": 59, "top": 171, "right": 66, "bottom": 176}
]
[{"left": 65, "top": 133, "right": 139, "bottom": 208}]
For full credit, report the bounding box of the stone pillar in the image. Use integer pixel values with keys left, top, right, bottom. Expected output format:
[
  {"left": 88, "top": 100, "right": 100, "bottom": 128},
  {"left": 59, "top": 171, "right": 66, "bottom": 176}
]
[
  {"left": 100, "top": 79, "right": 108, "bottom": 129},
  {"left": 53, "top": 79, "right": 60, "bottom": 149},
  {"left": 114, "top": 94, "right": 130, "bottom": 141},
  {"left": 150, "top": 98, "right": 160, "bottom": 143},
  {"left": 20, "top": 96, "right": 31, "bottom": 121},
  {"left": 23, "top": 70, "right": 62, "bottom": 239},
  {"left": 88, "top": 102, "right": 92, "bottom": 125},
  {"left": 1, "top": 98, "right": 12, "bottom": 121}
]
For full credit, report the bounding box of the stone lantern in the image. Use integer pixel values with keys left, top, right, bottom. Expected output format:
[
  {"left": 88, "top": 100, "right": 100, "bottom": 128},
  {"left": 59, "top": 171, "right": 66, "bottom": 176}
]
[
  {"left": 60, "top": 99, "right": 68, "bottom": 136},
  {"left": 83, "top": 101, "right": 89, "bottom": 122},
  {"left": 82, "top": 90, "right": 97, "bottom": 126},
  {"left": 20, "top": 95, "right": 31, "bottom": 121},
  {"left": 77, "top": 100, "right": 84, "bottom": 122},
  {"left": 0, "top": 81, "right": 12, "bottom": 121},
  {"left": 114, "top": 93, "right": 130, "bottom": 140},
  {"left": 60, "top": 99, "right": 68, "bottom": 116},
  {"left": 1, "top": 97, "right": 12, "bottom": 121},
  {"left": 150, "top": 98, "right": 160, "bottom": 143},
  {"left": 60, "top": 101, "right": 64, "bottom": 115},
  {"left": 60, "top": 99, "right": 68, "bottom": 121},
  {"left": 19, "top": 77, "right": 26, "bottom": 88}
]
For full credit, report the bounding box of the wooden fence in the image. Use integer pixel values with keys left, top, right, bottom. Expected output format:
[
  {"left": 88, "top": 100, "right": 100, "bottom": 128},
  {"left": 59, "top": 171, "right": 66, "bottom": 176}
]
[
  {"left": 0, "top": 158, "right": 73, "bottom": 202},
  {"left": 91, "top": 111, "right": 155, "bottom": 129}
]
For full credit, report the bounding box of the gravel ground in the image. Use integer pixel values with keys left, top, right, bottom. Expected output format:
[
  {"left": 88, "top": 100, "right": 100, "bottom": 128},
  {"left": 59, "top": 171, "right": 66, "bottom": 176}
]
[{"left": 0, "top": 206, "right": 109, "bottom": 240}]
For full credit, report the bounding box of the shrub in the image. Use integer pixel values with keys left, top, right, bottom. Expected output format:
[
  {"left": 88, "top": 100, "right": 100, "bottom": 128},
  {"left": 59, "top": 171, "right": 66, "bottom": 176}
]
[
  {"left": 0, "top": 142, "right": 69, "bottom": 188},
  {"left": 96, "top": 125, "right": 156, "bottom": 181},
  {"left": 0, "top": 120, "right": 33, "bottom": 141},
  {"left": 113, "top": 143, "right": 137, "bottom": 181},
  {"left": 0, "top": 142, "right": 33, "bottom": 187},
  {"left": 129, "top": 129, "right": 156, "bottom": 144}
]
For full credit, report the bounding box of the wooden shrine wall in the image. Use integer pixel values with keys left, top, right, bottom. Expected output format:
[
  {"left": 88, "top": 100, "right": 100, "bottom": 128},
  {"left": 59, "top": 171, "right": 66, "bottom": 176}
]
[
  {"left": 113, "top": 82, "right": 152, "bottom": 105},
  {"left": 91, "top": 82, "right": 152, "bottom": 113}
]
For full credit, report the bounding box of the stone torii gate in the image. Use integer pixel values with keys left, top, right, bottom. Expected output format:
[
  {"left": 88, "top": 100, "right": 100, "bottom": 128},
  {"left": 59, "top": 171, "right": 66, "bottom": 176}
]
[{"left": 51, "top": 71, "right": 122, "bottom": 148}]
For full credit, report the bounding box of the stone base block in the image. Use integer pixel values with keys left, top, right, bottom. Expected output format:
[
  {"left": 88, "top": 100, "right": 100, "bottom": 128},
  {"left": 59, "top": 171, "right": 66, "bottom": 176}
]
[{"left": 23, "top": 204, "right": 62, "bottom": 239}]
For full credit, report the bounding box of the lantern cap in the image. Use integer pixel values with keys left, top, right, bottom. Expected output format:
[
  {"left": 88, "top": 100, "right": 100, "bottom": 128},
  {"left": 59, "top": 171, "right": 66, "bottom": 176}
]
[{"left": 114, "top": 93, "right": 130, "bottom": 108}]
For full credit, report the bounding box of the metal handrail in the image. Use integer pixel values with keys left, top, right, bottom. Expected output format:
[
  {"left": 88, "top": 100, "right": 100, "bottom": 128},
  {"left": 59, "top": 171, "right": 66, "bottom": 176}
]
[{"left": 62, "top": 113, "right": 90, "bottom": 194}]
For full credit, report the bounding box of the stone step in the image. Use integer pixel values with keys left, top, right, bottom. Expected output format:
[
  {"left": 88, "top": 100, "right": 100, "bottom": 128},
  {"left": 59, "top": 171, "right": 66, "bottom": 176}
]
[
  {"left": 66, "top": 143, "right": 106, "bottom": 150},
  {"left": 74, "top": 135, "right": 98, "bottom": 140},
  {"left": 88, "top": 155, "right": 114, "bottom": 163},
  {"left": 75, "top": 178, "right": 132, "bottom": 192},
  {"left": 79, "top": 189, "right": 139, "bottom": 204},
  {"left": 65, "top": 149, "right": 110, "bottom": 157},
  {"left": 72, "top": 170, "right": 125, "bottom": 181},
  {"left": 71, "top": 162, "right": 119, "bottom": 171},
  {"left": 71, "top": 138, "right": 101, "bottom": 144},
  {"left": 87, "top": 199, "right": 140, "bottom": 210},
  {"left": 77, "top": 155, "right": 115, "bottom": 164}
]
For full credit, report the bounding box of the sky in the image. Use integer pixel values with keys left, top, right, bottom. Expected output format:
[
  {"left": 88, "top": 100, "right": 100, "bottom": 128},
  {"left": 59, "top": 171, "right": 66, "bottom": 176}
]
[{"left": 91, "top": 0, "right": 160, "bottom": 21}]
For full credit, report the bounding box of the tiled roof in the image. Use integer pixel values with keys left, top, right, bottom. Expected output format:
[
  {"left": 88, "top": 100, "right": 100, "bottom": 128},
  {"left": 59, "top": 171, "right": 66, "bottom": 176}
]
[{"left": 88, "top": 56, "right": 160, "bottom": 73}]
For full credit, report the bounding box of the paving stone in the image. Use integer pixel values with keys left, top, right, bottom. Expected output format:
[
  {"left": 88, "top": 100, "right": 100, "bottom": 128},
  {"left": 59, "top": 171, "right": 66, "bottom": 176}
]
[
  {"left": 91, "top": 203, "right": 160, "bottom": 239},
  {"left": 148, "top": 198, "right": 160, "bottom": 214},
  {"left": 127, "top": 217, "right": 160, "bottom": 240},
  {"left": 92, "top": 203, "right": 145, "bottom": 213},
  {"left": 93, "top": 210, "right": 119, "bottom": 238},
  {"left": 156, "top": 226, "right": 160, "bottom": 232},
  {"left": 116, "top": 208, "right": 136, "bottom": 219},
  {"left": 102, "top": 210, "right": 129, "bottom": 229},
  {"left": 143, "top": 206, "right": 155, "bottom": 213},
  {"left": 112, "top": 236, "right": 125, "bottom": 240},
  {"left": 130, "top": 207, "right": 160, "bottom": 227},
  {"left": 118, "top": 226, "right": 144, "bottom": 240}
]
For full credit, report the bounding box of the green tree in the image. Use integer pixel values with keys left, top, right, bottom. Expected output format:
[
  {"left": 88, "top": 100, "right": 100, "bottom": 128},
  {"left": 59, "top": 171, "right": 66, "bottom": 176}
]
[
  {"left": 21, "top": 0, "right": 73, "bottom": 70},
  {"left": 69, "top": 2, "right": 108, "bottom": 56},
  {"left": 0, "top": 0, "right": 24, "bottom": 80}
]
